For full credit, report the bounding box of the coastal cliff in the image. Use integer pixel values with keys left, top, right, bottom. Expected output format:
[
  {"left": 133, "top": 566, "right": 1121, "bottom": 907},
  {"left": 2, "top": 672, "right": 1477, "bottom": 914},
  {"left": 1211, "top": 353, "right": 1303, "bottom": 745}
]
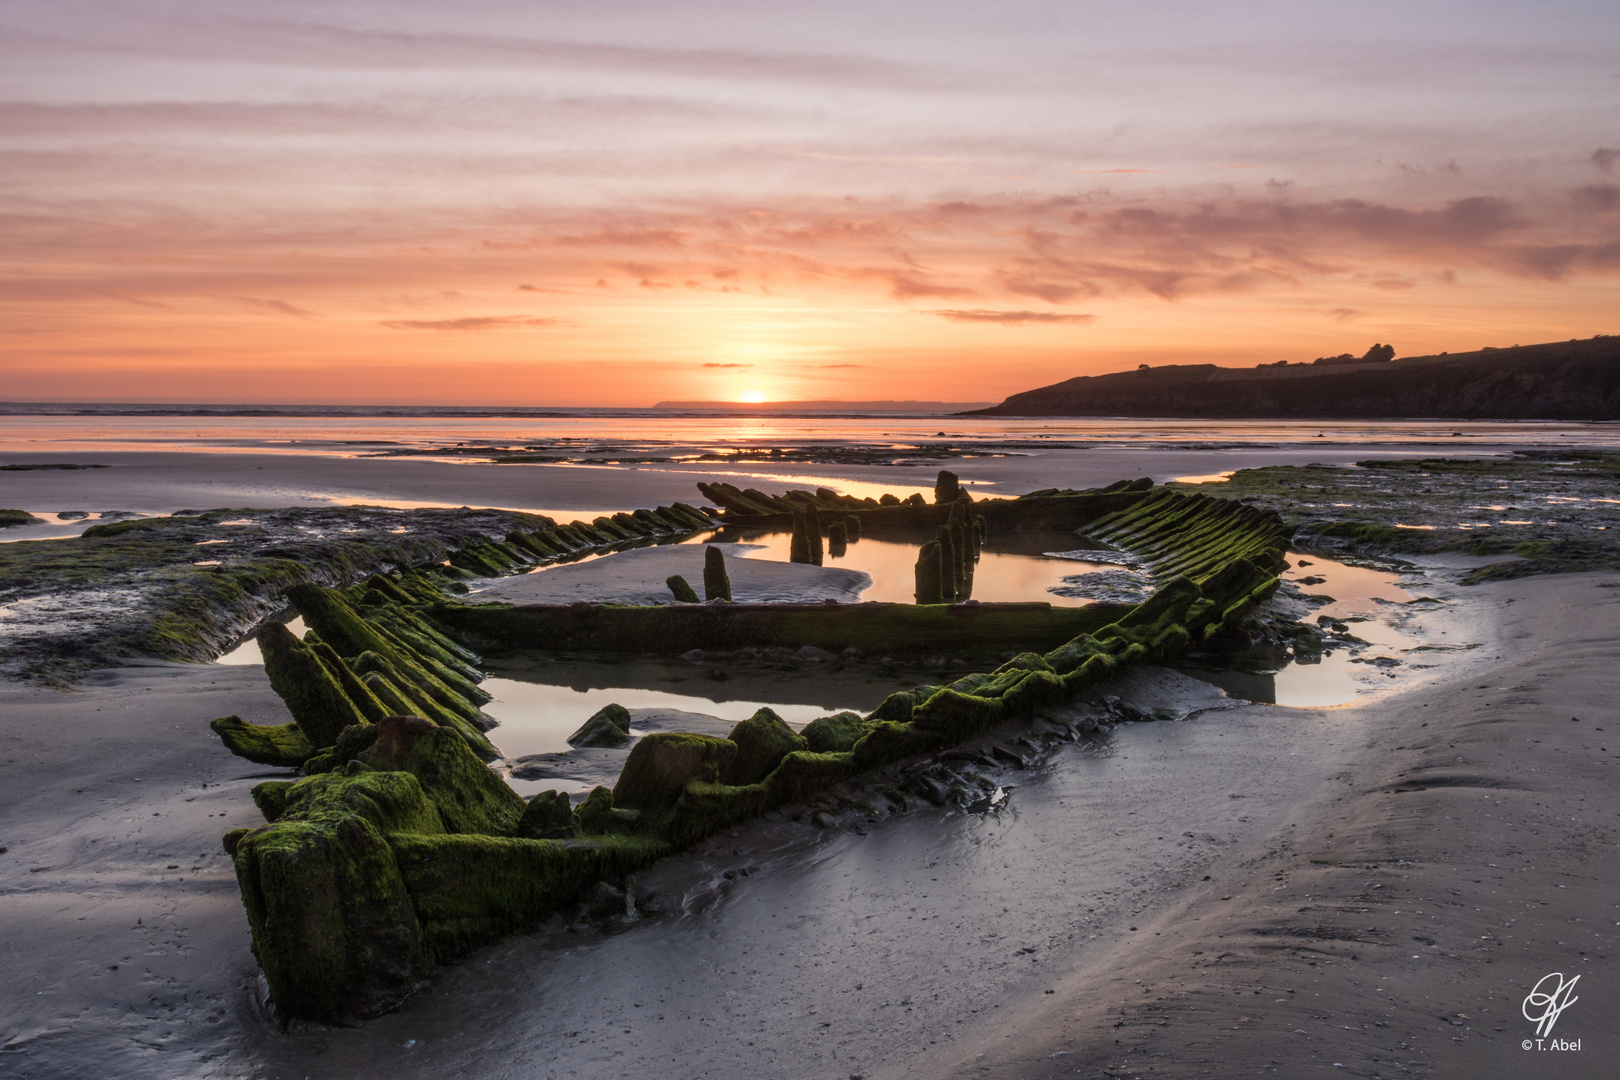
[{"left": 968, "top": 335, "right": 1620, "bottom": 419}]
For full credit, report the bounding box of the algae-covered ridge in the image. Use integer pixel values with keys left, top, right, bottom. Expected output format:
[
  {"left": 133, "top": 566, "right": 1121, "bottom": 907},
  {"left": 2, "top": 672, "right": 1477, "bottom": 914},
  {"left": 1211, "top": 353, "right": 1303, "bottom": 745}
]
[
  {"left": 1176, "top": 449, "right": 1620, "bottom": 582},
  {"left": 0, "top": 500, "right": 716, "bottom": 682},
  {"left": 210, "top": 477, "right": 1293, "bottom": 1025}
]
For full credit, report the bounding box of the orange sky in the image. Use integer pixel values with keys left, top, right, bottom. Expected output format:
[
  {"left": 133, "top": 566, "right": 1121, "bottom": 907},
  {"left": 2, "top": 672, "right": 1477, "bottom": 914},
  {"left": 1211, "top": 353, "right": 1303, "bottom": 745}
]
[{"left": 2, "top": 1, "right": 1617, "bottom": 405}]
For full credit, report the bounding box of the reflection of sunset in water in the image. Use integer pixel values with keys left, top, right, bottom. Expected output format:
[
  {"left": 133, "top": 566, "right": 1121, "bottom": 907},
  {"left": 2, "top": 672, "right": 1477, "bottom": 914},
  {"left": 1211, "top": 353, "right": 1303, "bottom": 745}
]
[{"left": 701, "top": 530, "right": 1120, "bottom": 607}]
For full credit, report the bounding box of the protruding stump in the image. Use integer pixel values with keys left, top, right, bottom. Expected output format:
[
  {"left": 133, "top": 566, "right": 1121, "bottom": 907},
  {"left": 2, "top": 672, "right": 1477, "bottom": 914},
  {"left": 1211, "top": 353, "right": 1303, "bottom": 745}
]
[
  {"left": 806, "top": 503, "right": 824, "bottom": 565},
  {"left": 934, "top": 470, "right": 960, "bottom": 504},
  {"left": 666, "top": 575, "right": 700, "bottom": 603},
  {"left": 703, "top": 545, "right": 733, "bottom": 601},
  {"left": 914, "top": 541, "right": 944, "bottom": 604},
  {"left": 827, "top": 521, "right": 848, "bottom": 557},
  {"left": 935, "top": 525, "right": 958, "bottom": 601},
  {"left": 790, "top": 511, "right": 810, "bottom": 563}
]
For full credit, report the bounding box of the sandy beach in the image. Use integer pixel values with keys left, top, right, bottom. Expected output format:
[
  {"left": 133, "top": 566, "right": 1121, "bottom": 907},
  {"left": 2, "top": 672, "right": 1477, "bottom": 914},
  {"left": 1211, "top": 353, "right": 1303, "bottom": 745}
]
[{"left": 2, "top": 551, "right": 1613, "bottom": 1077}]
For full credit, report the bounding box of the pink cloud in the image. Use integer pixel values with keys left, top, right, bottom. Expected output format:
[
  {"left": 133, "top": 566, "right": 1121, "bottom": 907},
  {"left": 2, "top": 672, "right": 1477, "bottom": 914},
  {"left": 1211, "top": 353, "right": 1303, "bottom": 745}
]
[{"left": 379, "top": 316, "right": 561, "bottom": 331}]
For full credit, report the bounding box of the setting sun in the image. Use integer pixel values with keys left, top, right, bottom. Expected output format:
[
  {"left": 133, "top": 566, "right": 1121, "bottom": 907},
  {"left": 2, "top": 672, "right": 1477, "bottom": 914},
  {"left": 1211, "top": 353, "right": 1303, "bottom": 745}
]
[{"left": 735, "top": 388, "right": 768, "bottom": 403}]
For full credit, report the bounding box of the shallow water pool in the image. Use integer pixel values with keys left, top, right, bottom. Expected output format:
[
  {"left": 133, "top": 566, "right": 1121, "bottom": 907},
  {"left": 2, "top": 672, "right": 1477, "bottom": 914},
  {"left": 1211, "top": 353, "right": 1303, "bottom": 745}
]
[
  {"left": 682, "top": 528, "right": 1138, "bottom": 606},
  {"left": 479, "top": 655, "right": 913, "bottom": 760},
  {"left": 1181, "top": 552, "right": 1432, "bottom": 708}
]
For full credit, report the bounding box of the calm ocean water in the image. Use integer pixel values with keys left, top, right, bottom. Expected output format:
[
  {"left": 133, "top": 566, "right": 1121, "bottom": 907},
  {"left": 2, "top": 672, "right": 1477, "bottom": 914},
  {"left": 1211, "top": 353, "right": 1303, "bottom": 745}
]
[{"left": 2, "top": 412, "right": 1616, "bottom": 456}]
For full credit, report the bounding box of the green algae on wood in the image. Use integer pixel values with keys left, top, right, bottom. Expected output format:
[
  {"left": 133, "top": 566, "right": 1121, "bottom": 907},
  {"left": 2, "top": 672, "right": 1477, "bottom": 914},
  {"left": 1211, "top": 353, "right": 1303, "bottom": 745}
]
[
  {"left": 258, "top": 623, "right": 369, "bottom": 749},
  {"left": 725, "top": 707, "right": 808, "bottom": 785},
  {"left": 209, "top": 715, "right": 315, "bottom": 768},
  {"left": 913, "top": 541, "right": 944, "bottom": 604},
  {"left": 218, "top": 476, "right": 1300, "bottom": 1028},
  {"left": 613, "top": 732, "right": 738, "bottom": 816},
  {"left": 433, "top": 598, "right": 1122, "bottom": 656},
  {"left": 801, "top": 711, "right": 874, "bottom": 753},
  {"left": 666, "top": 574, "right": 701, "bottom": 603}
]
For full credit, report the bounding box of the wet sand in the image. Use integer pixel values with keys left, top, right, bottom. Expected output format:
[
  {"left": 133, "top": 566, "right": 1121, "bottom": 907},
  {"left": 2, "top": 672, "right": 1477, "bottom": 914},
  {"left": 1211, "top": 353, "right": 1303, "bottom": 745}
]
[
  {"left": 2, "top": 572, "right": 1615, "bottom": 1078},
  {"left": 0, "top": 441, "right": 1530, "bottom": 529}
]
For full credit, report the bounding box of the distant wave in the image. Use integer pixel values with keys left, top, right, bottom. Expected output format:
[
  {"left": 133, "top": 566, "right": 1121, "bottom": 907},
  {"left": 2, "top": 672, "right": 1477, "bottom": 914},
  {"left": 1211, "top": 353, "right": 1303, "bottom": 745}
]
[{"left": 0, "top": 402, "right": 986, "bottom": 419}]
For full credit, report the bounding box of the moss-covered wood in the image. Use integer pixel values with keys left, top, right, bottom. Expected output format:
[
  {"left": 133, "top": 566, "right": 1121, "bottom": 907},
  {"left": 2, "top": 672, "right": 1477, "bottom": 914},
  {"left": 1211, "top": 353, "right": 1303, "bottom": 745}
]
[
  {"left": 209, "top": 716, "right": 315, "bottom": 767},
  {"left": 702, "top": 545, "right": 732, "bottom": 601},
  {"left": 433, "top": 598, "right": 1122, "bottom": 655}
]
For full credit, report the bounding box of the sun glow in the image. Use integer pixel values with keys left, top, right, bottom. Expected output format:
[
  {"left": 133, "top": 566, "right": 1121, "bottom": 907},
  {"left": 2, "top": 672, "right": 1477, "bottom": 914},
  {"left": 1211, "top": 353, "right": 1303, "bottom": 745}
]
[{"left": 735, "top": 388, "right": 768, "bottom": 403}]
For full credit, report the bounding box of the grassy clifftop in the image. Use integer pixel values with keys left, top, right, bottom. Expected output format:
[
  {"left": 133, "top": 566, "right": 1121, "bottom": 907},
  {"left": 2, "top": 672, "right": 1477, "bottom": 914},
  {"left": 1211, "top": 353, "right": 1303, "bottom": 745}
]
[{"left": 969, "top": 336, "right": 1620, "bottom": 419}]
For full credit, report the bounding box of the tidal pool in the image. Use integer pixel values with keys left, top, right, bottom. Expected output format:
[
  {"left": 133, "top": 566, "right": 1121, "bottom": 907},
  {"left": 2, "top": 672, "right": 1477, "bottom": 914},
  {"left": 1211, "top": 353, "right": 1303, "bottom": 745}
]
[
  {"left": 682, "top": 528, "right": 1136, "bottom": 606},
  {"left": 1180, "top": 552, "right": 1432, "bottom": 708}
]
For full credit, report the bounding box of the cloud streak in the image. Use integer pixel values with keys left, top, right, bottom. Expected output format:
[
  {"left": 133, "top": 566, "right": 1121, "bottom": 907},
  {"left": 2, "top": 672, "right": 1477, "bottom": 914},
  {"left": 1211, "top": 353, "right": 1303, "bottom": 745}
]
[
  {"left": 379, "top": 316, "right": 561, "bottom": 331},
  {"left": 226, "top": 295, "right": 317, "bottom": 318},
  {"left": 927, "top": 309, "right": 1097, "bottom": 325}
]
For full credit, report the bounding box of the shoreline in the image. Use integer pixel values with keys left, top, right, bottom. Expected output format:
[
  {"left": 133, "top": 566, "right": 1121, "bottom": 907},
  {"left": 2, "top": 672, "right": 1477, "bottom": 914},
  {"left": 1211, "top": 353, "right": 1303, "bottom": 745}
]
[
  {"left": 2, "top": 441, "right": 1617, "bottom": 1076},
  {"left": 940, "top": 572, "right": 1619, "bottom": 1080},
  {"left": 6, "top": 564, "right": 1613, "bottom": 1076}
]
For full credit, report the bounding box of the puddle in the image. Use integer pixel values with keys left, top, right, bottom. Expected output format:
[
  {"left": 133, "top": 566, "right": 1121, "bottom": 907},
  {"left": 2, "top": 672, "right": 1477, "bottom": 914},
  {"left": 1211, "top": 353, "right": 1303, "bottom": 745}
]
[
  {"left": 0, "top": 511, "right": 150, "bottom": 543},
  {"left": 215, "top": 616, "right": 306, "bottom": 665},
  {"left": 1181, "top": 553, "right": 1433, "bottom": 708},
  {"left": 684, "top": 529, "right": 1133, "bottom": 606}
]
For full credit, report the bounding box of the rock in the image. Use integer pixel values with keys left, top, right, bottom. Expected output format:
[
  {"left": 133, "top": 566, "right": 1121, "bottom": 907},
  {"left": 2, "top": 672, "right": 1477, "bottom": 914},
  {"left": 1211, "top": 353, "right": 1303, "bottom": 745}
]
[
  {"left": 726, "top": 707, "right": 808, "bottom": 785},
  {"left": 796, "top": 645, "right": 834, "bottom": 664},
  {"left": 913, "top": 775, "right": 948, "bottom": 805},
  {"left": 56, "top": 511, "right": 88, "bottom": 520},
  {"left": 666, "top": 575, "right": 701, "bottom": 603},
  {"left": 990, "top": 745, "right": 1028, "bottom": 768},
  {"left": 0, "top": 509, "right": 42, "bottom": 528},
  {"left": 567, "top": 703, "right": 632, "bottom": 749},
  {"left": 681, "top": 648, "right": 705, "bottom": 662},
  {"left": 516, "top": 789, "right": 576, "bottom": 839},
  {"left": 703, "top": 545, "right": 732, "bottom": 601},
  {"left": 612, "top": 733, "right": 738, "bottom": 814},
  {"left": 801, "top": 711, "right": 874, "bottom": 753},
  {"left": 581, "top": 881, "right": 628, "bottom": 921}
]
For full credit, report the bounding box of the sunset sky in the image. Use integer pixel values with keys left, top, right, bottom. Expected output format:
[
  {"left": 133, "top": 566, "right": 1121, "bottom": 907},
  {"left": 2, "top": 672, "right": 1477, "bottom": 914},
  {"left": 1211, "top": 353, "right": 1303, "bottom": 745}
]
[{"left": 2, "top": 0, "right": 1617, "bottom": 405}]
